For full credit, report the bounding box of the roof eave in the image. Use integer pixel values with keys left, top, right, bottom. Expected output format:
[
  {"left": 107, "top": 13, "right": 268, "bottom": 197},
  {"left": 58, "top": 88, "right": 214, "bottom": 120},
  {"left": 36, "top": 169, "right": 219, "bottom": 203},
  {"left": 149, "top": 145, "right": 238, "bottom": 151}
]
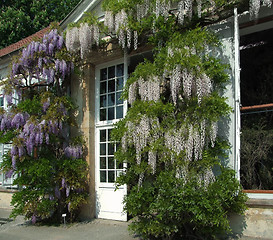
[{"left": 60, "top": 0, "right": 102, "bottom": 30}]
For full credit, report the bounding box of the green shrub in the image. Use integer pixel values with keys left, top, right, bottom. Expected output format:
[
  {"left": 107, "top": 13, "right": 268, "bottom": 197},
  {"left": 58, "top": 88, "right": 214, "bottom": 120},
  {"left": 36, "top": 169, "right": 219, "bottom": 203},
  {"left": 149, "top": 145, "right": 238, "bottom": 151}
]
[{"left": 124, "top": 168, "right": 247, "bottom": 239}]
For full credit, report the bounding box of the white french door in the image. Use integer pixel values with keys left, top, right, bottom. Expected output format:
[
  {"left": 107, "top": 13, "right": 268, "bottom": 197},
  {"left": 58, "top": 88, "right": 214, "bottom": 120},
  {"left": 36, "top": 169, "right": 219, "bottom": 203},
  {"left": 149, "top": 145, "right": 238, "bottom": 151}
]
[{"left": 95, "top": 59, "right": 127, "bottom": 221}]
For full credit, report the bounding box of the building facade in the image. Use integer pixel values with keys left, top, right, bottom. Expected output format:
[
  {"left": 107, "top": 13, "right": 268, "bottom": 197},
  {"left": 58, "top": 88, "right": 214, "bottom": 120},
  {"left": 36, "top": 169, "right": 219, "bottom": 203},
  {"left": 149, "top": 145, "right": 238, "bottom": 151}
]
[{"left": 0, "top": 1, "right": 273, "bottom": 238}]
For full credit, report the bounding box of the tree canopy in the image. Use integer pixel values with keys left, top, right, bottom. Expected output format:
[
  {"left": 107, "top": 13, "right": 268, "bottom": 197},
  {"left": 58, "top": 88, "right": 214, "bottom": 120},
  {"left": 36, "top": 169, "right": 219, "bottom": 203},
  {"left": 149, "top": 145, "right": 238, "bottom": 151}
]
[{"left": 0, "top": 0, "right": 81, "bottom": 49}]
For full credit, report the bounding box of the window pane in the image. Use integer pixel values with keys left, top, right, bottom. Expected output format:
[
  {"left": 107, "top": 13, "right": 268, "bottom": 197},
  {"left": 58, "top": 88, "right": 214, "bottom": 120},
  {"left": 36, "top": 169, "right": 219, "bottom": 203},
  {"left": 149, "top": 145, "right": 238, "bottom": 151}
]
[
  {"left": 100, "top": 109, "right": 106, "bottom": 121},
  {"left": 108, "top": 93, "right": 115, "bottom": 106},
  {"left": 117, "top": 77, "right": 123, "bottom": 91},
  {"left": 100, "top": 95, "right": 107, "bottom": 108},
  {"left": 108, "top": 171, "right": 115, "bottom": 182},
  {"left": 108, "top": 129, "right": 112, "bottom": 141},
  {"left": 116, "top": 92, "right": 123, "bottom": 105},
  {"left": 116, "top": 106, "right": 123, "bottom": 119},
  {"left": 100, "top": 143, "right": 106, "bottom": 155},
  {"left": 108, "top": 107, "right": 114, "bottom": 120},
  {"left": 108, "top": 80, "right": 115, "bottom": 93},
  {"left": 100, "top": 82, "right": 106, "bottom": 94},
  {"left": 100, "top": 68, "right": 107, "bottom": 81},
  {"left": 100, "top": 171, "right": 106, "bottom": 182},
  {"left": 116, "top": 64, "right": 124, "bottom": 77},
  {"left": 108, "top": 66, "right": 115, "bottom": 79},
  {"left": 100, "top": 157, "right": 106, "bottom": 169},
  {"left": 0, "top": 97, "right": 3, "bottom": 107},
  {"left": 100, "top": 130, "right": 106, "bottom": 142},
  {"left": 108, "top": 143, "right": 114, "bottom": 155},
  {"left": 108, "top": 157, "right": 115, "bottom": 169}
]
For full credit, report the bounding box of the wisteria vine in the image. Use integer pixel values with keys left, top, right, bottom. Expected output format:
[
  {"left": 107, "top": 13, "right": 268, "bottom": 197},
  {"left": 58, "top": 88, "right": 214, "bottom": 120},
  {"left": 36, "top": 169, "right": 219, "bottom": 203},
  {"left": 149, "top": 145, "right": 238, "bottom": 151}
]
[
  {"left": 64, "top": 0, "right": 272, "bottom": 59},
  {"left": 1, "top": 28, "right": 88, "bottom": 224},
  {"left": 5, "top": 29, "right": 74, "bottom": 104}
]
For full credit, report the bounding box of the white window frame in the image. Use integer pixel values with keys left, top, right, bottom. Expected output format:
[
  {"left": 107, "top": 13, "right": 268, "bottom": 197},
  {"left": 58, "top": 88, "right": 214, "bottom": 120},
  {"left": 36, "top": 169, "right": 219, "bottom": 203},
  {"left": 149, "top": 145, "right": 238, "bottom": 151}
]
[{"left": 95, "top": 57, "right": 128, "bottom": 189}]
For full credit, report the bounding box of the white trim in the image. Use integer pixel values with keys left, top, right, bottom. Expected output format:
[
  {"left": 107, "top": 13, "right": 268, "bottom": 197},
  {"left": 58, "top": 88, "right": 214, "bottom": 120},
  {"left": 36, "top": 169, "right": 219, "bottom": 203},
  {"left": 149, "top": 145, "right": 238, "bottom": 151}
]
[
  {"left": 234, "top": 8, "right": 241, "bottom": 181},
  {"left": 247, "top": 193, "right": 273, "bottom": 200},
  {"left": 74, "top": 0, "right": 101, "bottom": 23},
  {"left": 95, "top": 58, "right": 126, "bottom": 127}
]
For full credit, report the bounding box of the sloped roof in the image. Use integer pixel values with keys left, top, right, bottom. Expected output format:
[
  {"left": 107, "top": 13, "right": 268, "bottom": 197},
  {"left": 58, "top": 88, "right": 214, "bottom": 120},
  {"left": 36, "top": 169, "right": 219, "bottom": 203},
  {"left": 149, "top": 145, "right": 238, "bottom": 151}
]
[
  {"left": 0, "top": 26, "right": 51, "bottom": 58},
  {"left": 60, "top": 0, "right": 102, "bottom": 29}
]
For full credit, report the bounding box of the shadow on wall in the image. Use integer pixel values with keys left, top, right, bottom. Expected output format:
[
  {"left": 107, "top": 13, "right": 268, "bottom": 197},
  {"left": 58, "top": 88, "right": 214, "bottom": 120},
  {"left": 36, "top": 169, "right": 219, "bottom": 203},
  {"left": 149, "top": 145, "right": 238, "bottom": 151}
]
[{"left": 225, "top": 213, "right": 247, "bottom": 239}]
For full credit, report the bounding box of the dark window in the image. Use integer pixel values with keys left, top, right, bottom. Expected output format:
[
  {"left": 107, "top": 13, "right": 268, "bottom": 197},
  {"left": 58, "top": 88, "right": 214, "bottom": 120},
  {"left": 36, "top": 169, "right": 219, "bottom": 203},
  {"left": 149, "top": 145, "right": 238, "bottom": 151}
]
[{"left": 240, "top": 28, "right": 273, "bottom": 190}]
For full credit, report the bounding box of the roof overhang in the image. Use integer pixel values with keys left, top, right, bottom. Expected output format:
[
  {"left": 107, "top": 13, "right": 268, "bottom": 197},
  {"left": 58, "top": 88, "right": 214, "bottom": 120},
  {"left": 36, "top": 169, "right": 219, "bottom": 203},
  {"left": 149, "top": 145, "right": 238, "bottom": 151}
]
[{"left": 60, "top": 0, "right": 102, "bottom": 30}]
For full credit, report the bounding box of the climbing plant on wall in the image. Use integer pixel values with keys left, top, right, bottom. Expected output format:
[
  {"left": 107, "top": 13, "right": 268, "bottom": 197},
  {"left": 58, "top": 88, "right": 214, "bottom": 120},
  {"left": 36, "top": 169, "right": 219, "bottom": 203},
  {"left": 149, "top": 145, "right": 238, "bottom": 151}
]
[
  {"left": 63, "top": 0, "right": 272, "bottom": 238},
  {"left": 0, "top": 28, "right": 88, "bottom": 224}
]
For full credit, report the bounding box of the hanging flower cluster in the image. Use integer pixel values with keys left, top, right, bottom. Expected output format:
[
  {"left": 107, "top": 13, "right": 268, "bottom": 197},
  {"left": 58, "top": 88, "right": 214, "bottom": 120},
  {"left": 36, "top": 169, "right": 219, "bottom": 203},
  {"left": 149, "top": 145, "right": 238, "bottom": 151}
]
[
  {"left": 165, "top": 44, "right": 213, "bottom": 105},
  {"left": 164, "top": 120, "right": 217, "bottom": 163},
  {"left": 169, "top": 66, "right": 212, "bottom": 105},
  {"left": 122, "top": 115, "right": 160, "bottom": 173},
  {"left": 128, "top": 76, "right": 161, "bottom": 105},
  {"left": 249, "top": 0, "right": 272, "bottom": 18},
  {"left": 0, "top": 112, "right": 29, "bottom": 131},
  {"left": 7, "top": 29, "right": 74, "bottom": 104},
  {"left": 194, "top": 166, "right": 216, "bottom": 189},
  {"left": 66, "top": 23, "right": 100, "bottom": 58},
  {"left": 64, "top": 145, "right": 83, "bottom": 159},
  {"left": 104, "top": 10, "right": 138, "bottom": 50},
  {"left": 12, "top": 29, "right": 69, "bottom": 80},
  {"left": 136, "top": 0, "right": 150, "bottom": 21},
  {"left": 64, "top": 0, "right": 272, "bottom": 61},
  {"left": 0, "top": 96, "right": 83, "bottom": 176}
]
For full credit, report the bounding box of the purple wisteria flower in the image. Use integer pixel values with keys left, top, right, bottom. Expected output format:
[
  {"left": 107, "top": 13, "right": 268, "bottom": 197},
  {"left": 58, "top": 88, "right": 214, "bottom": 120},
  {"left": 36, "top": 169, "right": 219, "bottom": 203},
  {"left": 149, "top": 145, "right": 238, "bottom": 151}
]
[
  {"left": 18, "top": 146, "right": 25, "bottom": 158},
  {"left": 43, "top": 101, "right": 50, "bottom": 112},
  {"left": 10, "top": 145, "right": 17, "bottom": 156},
  {"left": 12, "top": 156, "right": 16, "bottom": 169},
  {"left": 48, "top": 43, "right": 54, "bottom": 55},
  {"left": 1, "top": 114, "right": 12, "bottom": 131},
  {"left": 64, "top": 145, "right": 83, "bottom": 159},
  {"left": 35, "top": 132, "right": 41, "bottom": 146},
  {"left": 31, "top": 215, "right": 37, "bottom": 224},
  {"left": 38, "top": 58, "right": 43, "bottom": 69},
  {"left": 55, "top": 59, "right": 60, "bottom": 72},
  {"left": 11, "top": 113, "right": 26, "bottom": 128},
  {"left": 5, "top": 169, "right": 14, "bottom": 178},
  {"left": 66, "top": 186, "right": 70, "bottom": 197},
  {"left": 48, "top": 68, "right": 55, "bottom": 83},
  {"left": 57, "top": 36, "right": 64, "bottom": 49},
  {"left": 5, "top": 94, "right": 13, "bottom": 105}
]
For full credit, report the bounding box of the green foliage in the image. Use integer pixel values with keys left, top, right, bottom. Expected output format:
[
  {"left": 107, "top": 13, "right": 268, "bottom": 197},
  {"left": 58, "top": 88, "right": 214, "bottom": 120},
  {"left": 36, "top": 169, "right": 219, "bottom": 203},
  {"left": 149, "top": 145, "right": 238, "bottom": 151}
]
[
  {"left": 240, "top": 121, "right": 273, "bottom": 190},
  {"left": 108, "top": 5, "right": 247, "bottom": 238},
  {"left": 0, "top": 0, "right": 81, "bottom": 49},
  {"left": 17, "top": 96, "right": 42, "bottom": 116},
  {"left": 1, "top": 91, "right": 88, "bottom": 222},
  {"left": 124, "top": 168, "right": 247, "bottom": 239},
  {"left": 4, "top": 153, "right": 88, "bottom": 222}
]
